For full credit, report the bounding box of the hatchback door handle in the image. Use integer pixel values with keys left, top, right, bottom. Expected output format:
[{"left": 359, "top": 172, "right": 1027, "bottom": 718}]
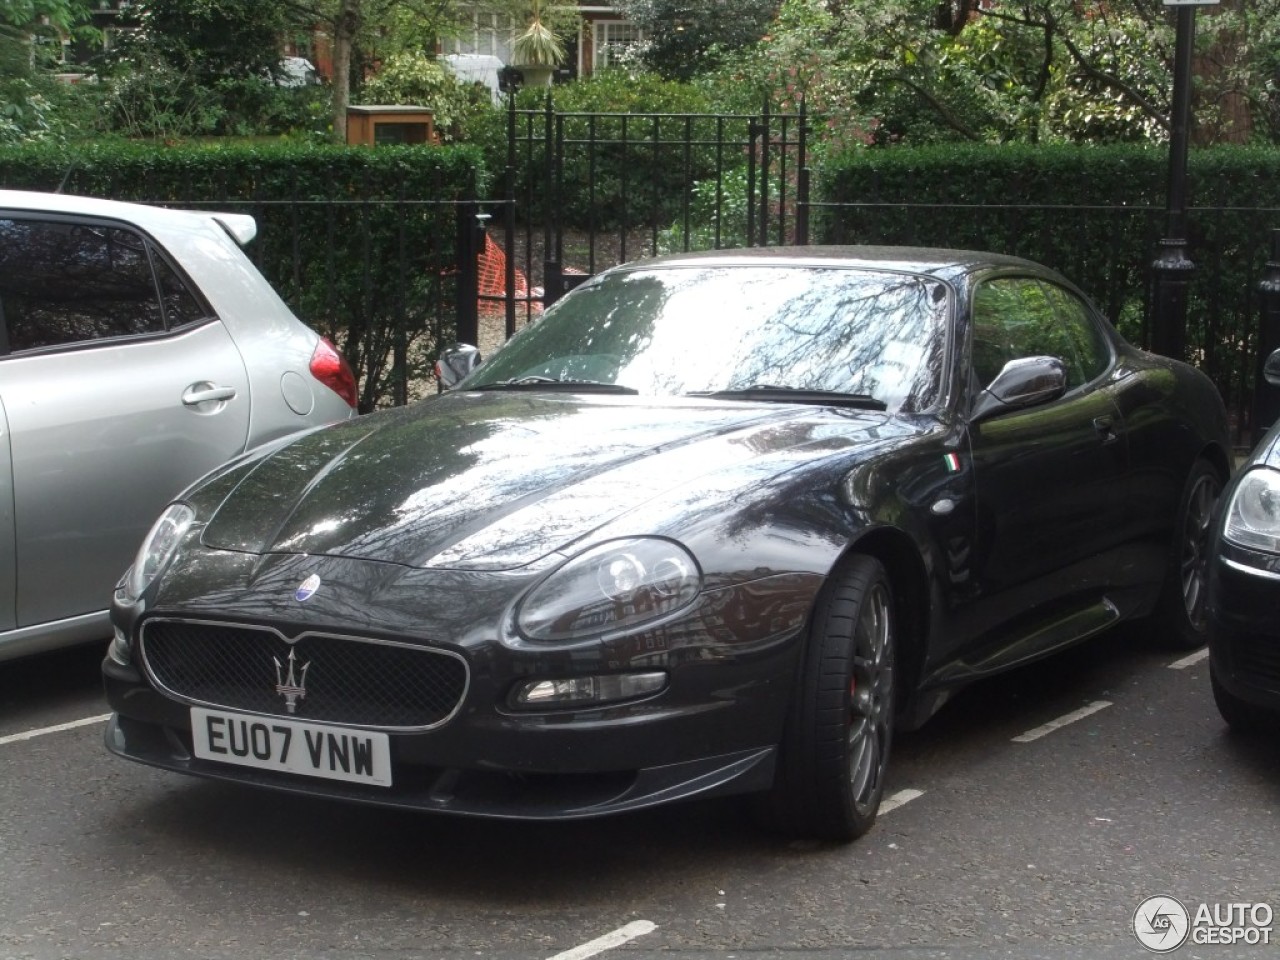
[
  {"left": 1093, "top": 415, "right": 1118, "bottom": 444},
  {"left": 182, "top": 384, "right": 237, "bottom": 406}
]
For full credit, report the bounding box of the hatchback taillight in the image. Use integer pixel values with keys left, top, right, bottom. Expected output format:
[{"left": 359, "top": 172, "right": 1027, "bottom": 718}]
[{"left": 310, "top": 337, "right": 358, "bottom": 409}]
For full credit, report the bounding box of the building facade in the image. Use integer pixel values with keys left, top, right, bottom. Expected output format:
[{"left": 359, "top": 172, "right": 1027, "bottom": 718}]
[{"left": 442, "top": 3, "right": 645, "bottom": 79}]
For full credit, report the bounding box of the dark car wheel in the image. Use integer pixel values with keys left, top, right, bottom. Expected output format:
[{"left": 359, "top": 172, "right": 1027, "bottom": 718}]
[
  {"left": 1155, "top": 459, "right": 1222, "bottom": 650},
  {"left": 1211, "top": 664, "right": 1278, "bottom": 735},
  {"left": 763, "top": 555, "right": 896, "bottom": 842}
]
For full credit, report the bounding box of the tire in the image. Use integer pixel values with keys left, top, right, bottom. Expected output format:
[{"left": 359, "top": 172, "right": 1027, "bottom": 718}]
[
  {"left": 1153, "top": 459, "right": 1222, "bottom": 650},
  {"left": 1211, "top": 663, "right": 1278, "bottom": 736},
  {"left": 763, "top": 555, "right": 896, "bottom": 842}
]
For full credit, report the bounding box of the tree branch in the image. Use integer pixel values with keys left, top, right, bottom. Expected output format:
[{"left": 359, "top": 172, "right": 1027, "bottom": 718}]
[
  {"left": 1051, "top": 11, "right": 1171, "bottom": 132},
  {"left": 870, "top": 73, "right": 982, "bottom": 140}
]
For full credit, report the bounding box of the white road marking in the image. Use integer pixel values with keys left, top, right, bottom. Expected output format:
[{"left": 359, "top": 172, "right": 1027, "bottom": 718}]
[
  {"left": 879, "top": 788, "right": 924, "bottom": 814},
  {"left": 1012, "top": 700, "right": 1112, "bottom": 743},
  {"left": 1168, "top": 648, "right": 1209, "bottom": 669},
  {"left": 0, "top": 714, "right": 111, "bottom": 747},
  {"left": 548, "top": 921, "right": 657, "bottom": 960}
]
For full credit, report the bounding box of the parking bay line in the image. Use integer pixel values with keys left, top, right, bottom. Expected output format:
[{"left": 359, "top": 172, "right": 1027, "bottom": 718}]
[
  {"left": 879, "top": 788, "right": 924, "bottom": 814},
  {"left": 1011, "top": 700, "right": 1112, "bottom": 743},
  {"left": 0, "top": 713, "right": 111, "bottom": 748},
  {"left": 1168, "top": 648, "right": 1209, "bottom": 669},
  {"left": 547, "top": 921, "right": 657, "bottom": 960}
]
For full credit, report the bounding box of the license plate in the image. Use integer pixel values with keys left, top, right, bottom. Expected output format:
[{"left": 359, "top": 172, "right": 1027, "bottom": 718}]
[{"left": 191, "top": 707, "right": 392, "bottom": 787}]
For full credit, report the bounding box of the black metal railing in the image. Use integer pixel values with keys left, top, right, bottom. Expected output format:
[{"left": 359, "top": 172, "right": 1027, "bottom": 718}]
[
  {"left": 495, "top": 98, "right": 809, "bottom": 312},
  {"left": 174, "top": 110, "right": 1277, "bottom": 442}
]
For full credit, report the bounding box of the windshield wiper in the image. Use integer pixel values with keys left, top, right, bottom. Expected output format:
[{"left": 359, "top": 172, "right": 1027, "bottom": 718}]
[
  {"left": 687, "top": 384, "right": 887, "bottom": 411},
  {"left": 472, "top": 376, "right": 639, "bottom": 395}
]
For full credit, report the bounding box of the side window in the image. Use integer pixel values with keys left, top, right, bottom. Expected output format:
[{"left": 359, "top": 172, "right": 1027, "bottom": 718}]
[
  {"left": 0, "top": 217, "right": 174, "bottom": 352},
  {"left": 154, "top": 254, "right": 209, "bottom": 328},
  {"left": 971, "top": 277, "right": 1098, "bottom": 390},
  {"left": 1038, "top": 282, "right": 1111, "bottom": 386}
]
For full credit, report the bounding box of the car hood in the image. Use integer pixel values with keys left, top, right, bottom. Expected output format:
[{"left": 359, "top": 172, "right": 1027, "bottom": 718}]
[{"left": 199, "top": 392, "right": 895, "bottom": 570}]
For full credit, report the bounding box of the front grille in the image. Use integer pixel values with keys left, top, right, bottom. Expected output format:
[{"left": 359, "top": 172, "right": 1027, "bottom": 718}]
[{"left": 140, "top": 619, "right": 468, "bottom": 730}]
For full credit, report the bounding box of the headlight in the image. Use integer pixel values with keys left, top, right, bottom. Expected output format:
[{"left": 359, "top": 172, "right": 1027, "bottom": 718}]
[
  {"left": 1223, "top": 468, "right": 1280, "bottom": 554},
  {"left": 121, "top": 503, "right": 196, "bottom": 602},
  {"left": 517, "top": 538, "right": 701, "bottom": 642}
]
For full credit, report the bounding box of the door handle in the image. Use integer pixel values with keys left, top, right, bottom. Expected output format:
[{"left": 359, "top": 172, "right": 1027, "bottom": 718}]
[
  {"left": 182, "top": 384, "right": 237, "bottom": 406},
  {"left": 1093, "top": 415, "right": 1118, "bottom": 444}
]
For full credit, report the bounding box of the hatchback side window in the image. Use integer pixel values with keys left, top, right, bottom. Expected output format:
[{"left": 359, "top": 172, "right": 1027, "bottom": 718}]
[
  {"left": 0, "top": 218, "right": 182, "bottom": 352},
  {"left": 153, "top": 252, "right": 209, "bottom": 328}
]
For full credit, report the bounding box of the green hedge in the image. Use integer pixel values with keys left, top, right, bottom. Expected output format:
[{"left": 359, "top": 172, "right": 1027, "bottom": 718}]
[
  {"left": 472, "top": 71, "right": 744, "bottom": 229},
  {"left": 0, "top": 140, "right": 489, "bottom": 410},
  {"left": 815, "top": 143, "right": 1280, "bottom": 418}
]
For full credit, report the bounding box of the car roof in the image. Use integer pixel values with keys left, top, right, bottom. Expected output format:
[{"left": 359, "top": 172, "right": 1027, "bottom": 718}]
[
  {"left": 616, "top": 245, "right": 1048, "bottom": 283},
  {"left": 0, "top": 189, "right": 257, "bottom": 246}
]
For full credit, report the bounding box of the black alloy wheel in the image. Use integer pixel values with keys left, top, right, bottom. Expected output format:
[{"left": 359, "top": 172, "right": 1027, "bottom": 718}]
[
  {"left": 1157, "top": 459, "right": 1222, "bottom": 650},
  {"left": 764, "top": 554, "right": 896, "bottom": 842}
]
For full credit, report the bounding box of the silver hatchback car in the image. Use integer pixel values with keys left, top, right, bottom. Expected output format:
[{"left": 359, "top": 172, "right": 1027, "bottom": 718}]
[{"left": 0, "top": 190, "right": 358, "bottom": 661}]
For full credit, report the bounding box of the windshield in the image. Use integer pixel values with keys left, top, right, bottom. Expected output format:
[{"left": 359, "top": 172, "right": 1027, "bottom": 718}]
[{"left": 464, "top": 264, "right": 949, "bottom": 413}]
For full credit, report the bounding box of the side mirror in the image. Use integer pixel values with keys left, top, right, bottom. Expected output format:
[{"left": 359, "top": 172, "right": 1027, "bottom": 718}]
[
  {"left": 971, "top": 355, "right": 1068, "bottom": 422},
  {"left": 1264, "top": 348, "right": 1280, "bottom": 388},
  {"left": 435, "top": 343, "right": 482, "bottom": 390}
]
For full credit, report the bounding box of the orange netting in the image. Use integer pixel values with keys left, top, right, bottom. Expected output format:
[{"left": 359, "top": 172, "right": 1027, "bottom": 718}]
[{"left": 477, "top": 234, "right": 539, "bottom": 318}]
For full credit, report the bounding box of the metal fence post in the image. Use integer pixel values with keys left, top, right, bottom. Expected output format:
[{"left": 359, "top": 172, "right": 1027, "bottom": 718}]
[
  {"left": 456, "top": 200, "right": 481, "bottom": 347},
  {"left": 1252, "top": 229, "right": 1280, "bottom": 446},
  {"left": 796, "top": 99, "right": 810, "bottom": 247}
]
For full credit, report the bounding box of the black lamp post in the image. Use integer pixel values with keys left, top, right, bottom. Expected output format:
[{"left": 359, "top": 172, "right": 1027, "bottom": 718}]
[{"left": 1150, "top": 0, "right": 1218, "bottom": 361}]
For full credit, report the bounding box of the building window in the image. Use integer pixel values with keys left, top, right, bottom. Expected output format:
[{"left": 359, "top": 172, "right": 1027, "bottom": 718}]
[
  {"left": 593, "top": 20, "right": 643, "bottom": 70},
  {"left": 442, "top": 11, "right": 519, "bottom": 62}
]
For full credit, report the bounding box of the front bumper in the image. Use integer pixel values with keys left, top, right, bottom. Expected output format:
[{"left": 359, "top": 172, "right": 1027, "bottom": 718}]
[
  {"left": 1206, "top": 544, "right": 1280, "bottom": 714},
  {"left": 102, "top": 655, "right": 780, "bottom": 819},
  {"left": 102, "top": 548, "right": 815, "bottom": 818}
]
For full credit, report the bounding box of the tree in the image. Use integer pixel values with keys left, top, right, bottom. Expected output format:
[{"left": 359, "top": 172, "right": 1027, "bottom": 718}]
[
  {"left": 617, "top": 0, "right": 781, "bottom": 82},
  {"left": 1, "top": 0, "right": 100, "bottom": 143},
  {"left": 1, "top": 0, "right": 96, "bottom": 73},
  {"left": 714, "top": 0, "right": 1280, "bottom": 146},
  {"left": 121, "top": 0, "right": 294, "bottom": 82},
  {"left": 119, "top": 0, "right": 487, "bottom": 142},
  {"left": 274, "top": 0, "right": 475, "bottom": 142}
]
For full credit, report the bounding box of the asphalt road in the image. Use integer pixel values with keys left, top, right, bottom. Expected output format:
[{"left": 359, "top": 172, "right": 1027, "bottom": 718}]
[{"left": 2, "top": 627, "right": 1277, "bottom": 960}]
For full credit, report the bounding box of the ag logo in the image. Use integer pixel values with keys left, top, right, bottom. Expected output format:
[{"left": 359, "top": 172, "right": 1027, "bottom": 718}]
[{"left": 1134, "top": 896, "right": 1191, "bottom": 953}]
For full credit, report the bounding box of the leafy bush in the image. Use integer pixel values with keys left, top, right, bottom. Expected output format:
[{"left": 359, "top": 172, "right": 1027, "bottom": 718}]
[
  {"left": 359, "top": 52, "right": 495, "bottom": 142},
  {"left": 657, "top": 167, "right": 793, "bottom": 254},
  {"left": 615, "top": 0, "right": 778, "bottom": 82},
  {"left": 0, "top": 74, "right": 107, "bottom": 145},
  {"left": 472, "top": 70, "right": 743, "bottom": 229},
  {"left": 101, "top": 56, "right": 225, "bottom": 140}
]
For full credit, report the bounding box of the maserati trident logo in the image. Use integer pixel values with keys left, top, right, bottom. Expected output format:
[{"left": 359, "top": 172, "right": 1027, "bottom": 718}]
[
  {"left": 295, "top": 574, "right": 321, "bottom": 602},
  {"left": 273, "top": 648, "right": 310, "bottom": 714}
]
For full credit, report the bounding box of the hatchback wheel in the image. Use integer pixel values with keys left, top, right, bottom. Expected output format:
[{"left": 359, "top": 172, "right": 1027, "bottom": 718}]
[{"left": 764, "top": 555, "right": 895, "bottom": 842}]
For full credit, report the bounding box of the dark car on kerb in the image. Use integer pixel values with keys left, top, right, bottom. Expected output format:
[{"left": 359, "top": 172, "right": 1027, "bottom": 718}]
[
  {"left": 103, "top": 247, "right": 1231, "bottom": 841},
  {"left": 1206, "top": 348, "right": 1280, "bottom": 734}
]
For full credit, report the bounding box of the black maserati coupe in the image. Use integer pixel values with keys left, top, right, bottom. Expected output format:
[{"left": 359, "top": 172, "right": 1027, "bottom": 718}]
[{"left": 103, "top": 247, "right": 1231, "bottom": 842}]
